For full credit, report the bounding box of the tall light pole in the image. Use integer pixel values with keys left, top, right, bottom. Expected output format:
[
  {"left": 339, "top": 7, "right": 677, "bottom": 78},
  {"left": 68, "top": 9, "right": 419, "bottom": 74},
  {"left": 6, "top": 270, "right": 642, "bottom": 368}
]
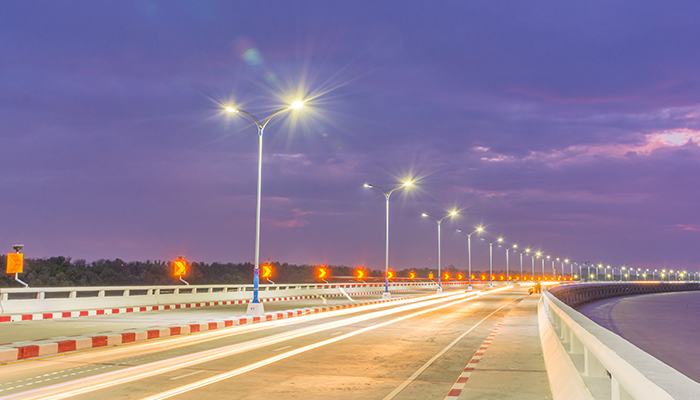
[
  {"left": 530, "top": 250, "right": 536, "bottom": 281},
  {"left": 504, "top": 244, "right": 517, "bottom": 285},
  {"left": 457, "top": 227, "right": 483, "bottom": 290},
  {"left": 422, "top": 211, "right": 458, "bottom": 293},
  {"left": 540, "top": 253, "right": 546, "bottom": 281},
  {"left": 519, "top": 249, "right": 526, "bottom": 284},
  {"left": 365, "top": 181, "right": 413, "bottom": 300},
  {"left": 481, "top": 237, "right": 503, "bottom": 288},
  {"left": 226, "top": 100, "right": 304, "bottom": 316}
]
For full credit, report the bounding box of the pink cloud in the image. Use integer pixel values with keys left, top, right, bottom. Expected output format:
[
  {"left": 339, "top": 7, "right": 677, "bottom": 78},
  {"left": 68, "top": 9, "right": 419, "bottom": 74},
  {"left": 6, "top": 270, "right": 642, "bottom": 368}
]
[{"left": 274, "top": 219, "right": 309, "bottom": 228}]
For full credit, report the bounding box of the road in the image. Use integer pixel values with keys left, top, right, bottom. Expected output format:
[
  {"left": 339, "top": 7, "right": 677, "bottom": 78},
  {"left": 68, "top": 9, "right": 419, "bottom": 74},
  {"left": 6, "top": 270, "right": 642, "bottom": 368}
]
[{"left": 0, "top": 286, "right": 545, "bottom": 400}]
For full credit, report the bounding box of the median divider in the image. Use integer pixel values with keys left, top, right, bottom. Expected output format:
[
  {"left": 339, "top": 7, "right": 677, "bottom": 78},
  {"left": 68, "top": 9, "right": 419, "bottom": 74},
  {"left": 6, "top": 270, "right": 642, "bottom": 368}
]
[{"left": 0, "top": 293, "right": 423, "bottom": 363}]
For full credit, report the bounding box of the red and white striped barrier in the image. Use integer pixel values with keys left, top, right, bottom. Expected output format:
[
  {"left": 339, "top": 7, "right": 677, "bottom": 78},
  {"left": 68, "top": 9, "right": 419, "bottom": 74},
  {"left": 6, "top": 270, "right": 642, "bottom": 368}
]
[{"left": 0, "top": 290, "right": 415, "bottom": 323}]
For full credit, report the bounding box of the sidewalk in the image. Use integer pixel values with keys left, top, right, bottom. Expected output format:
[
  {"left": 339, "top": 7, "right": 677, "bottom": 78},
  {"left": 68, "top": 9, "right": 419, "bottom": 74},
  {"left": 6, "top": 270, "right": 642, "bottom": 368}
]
[{"left": 446, "top": 295, "right": 553, "bottom": 400}]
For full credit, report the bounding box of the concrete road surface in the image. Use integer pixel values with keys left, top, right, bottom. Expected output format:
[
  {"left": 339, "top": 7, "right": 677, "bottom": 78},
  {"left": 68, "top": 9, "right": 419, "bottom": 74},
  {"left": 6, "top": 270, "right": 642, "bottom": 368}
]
[{"left": 0, "top": 286, "right": 551, "bottom": 399}]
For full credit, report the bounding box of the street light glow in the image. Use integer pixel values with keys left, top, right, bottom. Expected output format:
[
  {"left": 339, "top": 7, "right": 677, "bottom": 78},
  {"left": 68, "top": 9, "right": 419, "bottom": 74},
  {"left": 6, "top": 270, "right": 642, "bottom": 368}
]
[
  {"left": 403, "top": 180, "right": 413, "bottom": 186},
  {"left": 225, "top": 106, "right": 239, "bottom": 113},
  {"left": 290, "top": 100, "right": 304, "bottom": 109},
  {"left": 421, "top": 213, "right": 428, "bottom": 217}
]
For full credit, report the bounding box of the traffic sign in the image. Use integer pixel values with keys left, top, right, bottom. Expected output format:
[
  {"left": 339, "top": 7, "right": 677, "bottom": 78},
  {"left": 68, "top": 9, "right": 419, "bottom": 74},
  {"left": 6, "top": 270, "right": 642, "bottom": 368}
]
[
  {"left": 6, "top": 253, "right": 23, "bottom": 274},
  {"left": 317, "top": 266, "right": 329, "bottom": 280},
  {"left": 261, "top": 264, "right": 273, "bottom": 279},
  {"left": 387, "top": 271, "right": 395, "bottom": 279},
  {"left": 173, "top": 258, "right": 187, "bottom": 276},
  {"left": 408, "top": 271, "right": 416, "bottom": 280},
  {"left": 355, "top": 269, "right": 365, "bottom": 280}
]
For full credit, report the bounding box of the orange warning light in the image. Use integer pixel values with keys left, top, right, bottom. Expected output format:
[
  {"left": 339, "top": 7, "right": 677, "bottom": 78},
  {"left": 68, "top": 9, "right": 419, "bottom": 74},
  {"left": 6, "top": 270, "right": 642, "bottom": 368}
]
[
  {"left": 409, "top": 271, "right": 416, "bottom": 280},
  {"left": 444, "top": 272, "right": 450, "bottom": 280},
  {"left": 515, "top": 276, "right": 520, "bottom": 281},
  {"left": 355, "top": 269, "right": 366, "bottom": 280},
  {"left": 429, "top": 273, "right": 434, "bottom": 279},
  {"left": 499, "top": 275, "right": 504, "bottom": 281},
  {"left": 317, "top": 266, "right": 329, "bottom": 280},
  {"left": 481, "top": 274, "right": 486, "bottom": 281},
  {"left": 387, "top": 270, "right": 395, "bottom": 279},
  {"left": 173, "top": 258, "right": 187, "bottom": 277},
  {"left": 6, "top": 253, "right": 23, "bottom": 274},
  {"left": 261, "top": 264, "right": 273, "bottom": 279},
  {"left": 457, "top": 273, "right": 463, "bottom": 280}
]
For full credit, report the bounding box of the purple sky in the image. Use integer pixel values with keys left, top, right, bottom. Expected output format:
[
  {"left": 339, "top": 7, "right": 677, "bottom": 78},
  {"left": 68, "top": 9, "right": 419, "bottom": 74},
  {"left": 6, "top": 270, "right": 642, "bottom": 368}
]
[{"left": 2, "top": 1, "right": 700, "bottom": 274}]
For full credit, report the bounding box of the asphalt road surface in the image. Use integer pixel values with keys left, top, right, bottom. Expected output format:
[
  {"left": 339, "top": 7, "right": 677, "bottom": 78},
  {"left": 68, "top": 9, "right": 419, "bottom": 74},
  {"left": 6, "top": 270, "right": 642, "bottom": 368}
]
[{"left": 0, "top": 287, "right": 534, "bottom": 399}]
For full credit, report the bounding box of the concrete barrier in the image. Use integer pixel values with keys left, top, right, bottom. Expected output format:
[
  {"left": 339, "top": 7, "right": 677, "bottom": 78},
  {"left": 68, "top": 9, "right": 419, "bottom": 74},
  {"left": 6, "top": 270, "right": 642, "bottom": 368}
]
[
  {"left": 548, "top": 282, "right": 700, "bottom": 308},
  {"left": 0, "top": 281, "right": 476, "bottom": 316},
  {"left": 539, "top": 289, "right": 700, "bottom": 399}
]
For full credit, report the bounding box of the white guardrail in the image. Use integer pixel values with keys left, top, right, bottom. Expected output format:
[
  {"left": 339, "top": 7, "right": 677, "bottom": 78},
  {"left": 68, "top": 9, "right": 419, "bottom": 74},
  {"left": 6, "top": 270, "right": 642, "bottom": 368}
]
[
  {"left": 0, "top": 281, "right": 473, "bottom": 315},
  {"left": 539, "top": 289, "right": 700, "bottom": 400}
]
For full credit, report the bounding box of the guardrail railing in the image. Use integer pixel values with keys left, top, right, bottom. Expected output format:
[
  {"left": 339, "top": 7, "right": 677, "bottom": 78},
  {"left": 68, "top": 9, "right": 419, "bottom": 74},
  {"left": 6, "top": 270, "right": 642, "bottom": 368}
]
[
  {"left": 539, "top": 286, "right": 700, "bottom": 399},
  {"left": 0, "top": 281, "right": 477, "bottom": 315}
]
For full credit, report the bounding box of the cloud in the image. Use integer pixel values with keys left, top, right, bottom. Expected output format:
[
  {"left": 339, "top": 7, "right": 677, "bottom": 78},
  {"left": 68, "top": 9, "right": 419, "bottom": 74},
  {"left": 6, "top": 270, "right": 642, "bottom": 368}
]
[{"left": 274, "top": 219, "right": 310, "bottom": 228}]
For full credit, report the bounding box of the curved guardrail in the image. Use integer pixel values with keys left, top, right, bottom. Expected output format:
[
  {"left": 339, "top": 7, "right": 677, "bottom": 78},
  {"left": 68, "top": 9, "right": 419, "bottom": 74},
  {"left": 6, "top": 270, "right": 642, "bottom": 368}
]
[
  {"left": 548, "top": 282, "right": 700, "bottom": 308},
  {"left": 539, "top": 284, "right": 700, "bottom": 399}
]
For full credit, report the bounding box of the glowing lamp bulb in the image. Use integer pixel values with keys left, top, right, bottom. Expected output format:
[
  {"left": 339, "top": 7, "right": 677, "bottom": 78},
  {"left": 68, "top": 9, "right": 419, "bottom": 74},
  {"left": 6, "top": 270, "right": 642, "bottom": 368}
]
[
  {"left": 225, "top": 107, "right": 238, "bottom": 113},
  {"left": 290, "top": 100, "right": 304, "bottom": 109}
]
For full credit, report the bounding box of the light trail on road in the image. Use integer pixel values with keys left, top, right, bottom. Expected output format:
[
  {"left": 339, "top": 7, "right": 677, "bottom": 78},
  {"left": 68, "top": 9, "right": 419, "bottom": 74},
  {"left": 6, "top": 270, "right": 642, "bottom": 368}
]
[
  {"left": 0, "top": 287, "right": 512, "bottom": 400},
  {"left": 139, "top": 286, "right": 514, "bottom": 400}
]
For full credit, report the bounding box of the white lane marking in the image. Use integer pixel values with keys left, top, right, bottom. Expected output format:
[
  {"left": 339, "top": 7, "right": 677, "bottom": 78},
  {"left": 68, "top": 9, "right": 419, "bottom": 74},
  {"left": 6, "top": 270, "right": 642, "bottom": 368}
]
[
  {"left": 168, "top": 370, "right": 205, "bottom": 381},
  {"left": 381, "top": 298, "right": 519, "bottom": 400},
  {"left": 330, "top": 331, "right": 343, "bottom": 336},
  {"left": 141, "top": 289, "right": 514, "bottom": 400},
  {"left": 272, "top": 345, "right": 292, "bottom": 352}
]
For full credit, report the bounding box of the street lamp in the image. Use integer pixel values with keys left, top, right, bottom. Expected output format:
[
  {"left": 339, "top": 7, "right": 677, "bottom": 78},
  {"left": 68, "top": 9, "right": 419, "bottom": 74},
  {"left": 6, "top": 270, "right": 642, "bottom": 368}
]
[
  {"left": 481, "top": 237, "right": 503, "bottom": 288},
  {"left": 503, "top": 243, "right": 517, "bottom": 285},
  {"left": 519, "top": 248, "right": 527, "bottom": 284},
  {"left": 365, "top": 181, "right": 413, "bottom": 300},
  {"left": 423, "top": 211, "right": 458, "bottom": 293},
  {"left": 226, "top": 100, "right": 304, "bottom": 316},
  {"left": 457, "top": 227, "right": 483, "bottom": 290}
]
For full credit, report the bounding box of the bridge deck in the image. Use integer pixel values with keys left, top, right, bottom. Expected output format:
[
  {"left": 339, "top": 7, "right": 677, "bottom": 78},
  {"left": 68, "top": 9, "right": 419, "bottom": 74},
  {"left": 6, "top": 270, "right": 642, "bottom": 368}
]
[{"left": 450, "top": 295, "right": 552, "bottom": 399}]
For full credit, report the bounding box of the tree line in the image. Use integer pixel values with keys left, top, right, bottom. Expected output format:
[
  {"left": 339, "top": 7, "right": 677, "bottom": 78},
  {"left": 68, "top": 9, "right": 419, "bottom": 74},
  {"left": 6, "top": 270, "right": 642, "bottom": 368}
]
[{"left": 0, "top": 255, "right": 509, "bottom": 287}]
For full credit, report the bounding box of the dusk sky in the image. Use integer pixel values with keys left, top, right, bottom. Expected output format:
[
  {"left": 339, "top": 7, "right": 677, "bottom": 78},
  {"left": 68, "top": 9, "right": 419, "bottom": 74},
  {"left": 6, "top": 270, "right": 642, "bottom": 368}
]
[{"left": 2, "top": 1, "right": 700, "bottom": 274}]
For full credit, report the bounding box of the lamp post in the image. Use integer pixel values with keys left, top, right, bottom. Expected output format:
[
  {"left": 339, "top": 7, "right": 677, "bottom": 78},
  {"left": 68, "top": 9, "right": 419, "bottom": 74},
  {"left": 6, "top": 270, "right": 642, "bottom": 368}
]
[
  {"left": 365, "top": 181, "right": 413, "bottom": 300},
  {"left": 226, "top": 100, "right": 304, "bottom": 316},
  {"left": 481, "top": 237, "right": 503, "bottom": 288},
  {"left": 457, "top": 227, "right": 483, "bottom": 290},
  {"left": 540, "top": 253, "right": 546, "bottom": 281},
  {"left": 422, "top": 211, "right": 458, "bottom": 293},
  {"left": 504, "top": 244, "right": 517, "bottom": 285},
  {"left": 519, "top": 249, "right": 527, "bottom": 284}
]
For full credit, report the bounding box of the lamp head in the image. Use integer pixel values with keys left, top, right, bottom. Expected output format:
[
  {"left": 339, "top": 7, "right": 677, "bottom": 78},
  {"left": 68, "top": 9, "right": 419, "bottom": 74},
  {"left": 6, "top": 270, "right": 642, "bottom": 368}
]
[
  {"left": 403, "top": 180, "right": 413, "bottom": 187},
  {"left": 526, "top": 248, "right": 530, "bottom": 253},
  {"left": 497, "top": 237, "right": 503, "bottom": 242},
  {"left": 225, "top": 106, "right": 239, "bottom": 113},
  {"left": 513, "top": 244, "right": 517, "bottom": 249},
  {"left": 421, "top": 213, "right": 428, "bottom": 217},
  {"left": 364, "top": 183, "right": 372, "bottom": 188},
  {"left": 290, "top": 100, "right": 304, "bottom": 110},
  {"left": 565, "top": 259, "right": 569, "bottom": 263},
  {"left": 12, "top": 244, "right": 24, "bottom": 252},
  {"left": 449, "top": 211, "right": 457, "bottom": 216},
  {"left": 476, "top": 227, "right": 483, "bottom": 232}
]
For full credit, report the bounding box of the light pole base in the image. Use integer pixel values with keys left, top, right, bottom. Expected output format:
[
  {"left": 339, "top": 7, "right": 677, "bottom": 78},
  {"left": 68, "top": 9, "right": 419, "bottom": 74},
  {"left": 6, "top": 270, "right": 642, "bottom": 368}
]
[
  {"left": 489, "top": 283, "right": 494, "bottom": 288},
  {"left": 436, "top": 287, "right": 443, "bottom": 294},
  {"left": 382, "top": 291, "right": 391, "bottom": 300},
  {"left": 467, "top": 284, "right": 473, "bottom": 290},
  {"left": 246, "top": 302, "right": 265, "bottom": 316}
]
